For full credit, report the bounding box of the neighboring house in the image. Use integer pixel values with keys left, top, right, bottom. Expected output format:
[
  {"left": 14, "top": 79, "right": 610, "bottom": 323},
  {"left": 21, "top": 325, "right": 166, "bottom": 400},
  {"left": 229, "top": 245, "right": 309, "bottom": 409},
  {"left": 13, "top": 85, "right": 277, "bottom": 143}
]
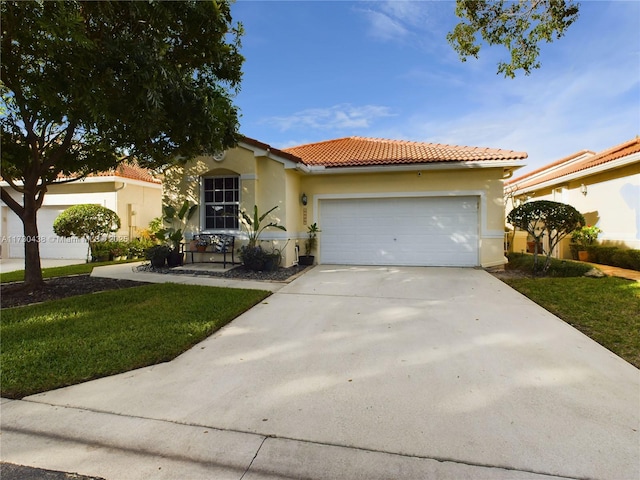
[
  {"left": 165, "top": 136, "right": 526, "bottom": 268},
  {"left": 1, "top": 164, "right": 163, "bottom": 259},
  {"left": 505, "top": 137, "right": 640, "bottom": 258}
]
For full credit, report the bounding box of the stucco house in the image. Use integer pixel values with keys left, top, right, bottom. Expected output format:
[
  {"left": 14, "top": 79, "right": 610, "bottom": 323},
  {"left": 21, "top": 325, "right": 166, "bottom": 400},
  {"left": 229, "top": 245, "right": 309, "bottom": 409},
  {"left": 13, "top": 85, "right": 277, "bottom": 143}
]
[
  {"left": 505, "top": 137, "right": 640, "bottom": 258},
  {"left": 165, "top": 136, "right": 527, "bottom": 268},
  {"left": 1, "top": 164, "right": 163, "bottom": 259}
]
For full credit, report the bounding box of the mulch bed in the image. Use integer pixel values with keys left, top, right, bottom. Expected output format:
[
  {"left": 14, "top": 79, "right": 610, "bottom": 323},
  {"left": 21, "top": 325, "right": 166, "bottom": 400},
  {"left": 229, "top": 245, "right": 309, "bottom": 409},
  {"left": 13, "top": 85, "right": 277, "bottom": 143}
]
[
  {"left": 1, "top": 275, "right": 149, "bottom": 309},
  {"left": 1, "top": 264, "right": 310, "bottom": 309}
]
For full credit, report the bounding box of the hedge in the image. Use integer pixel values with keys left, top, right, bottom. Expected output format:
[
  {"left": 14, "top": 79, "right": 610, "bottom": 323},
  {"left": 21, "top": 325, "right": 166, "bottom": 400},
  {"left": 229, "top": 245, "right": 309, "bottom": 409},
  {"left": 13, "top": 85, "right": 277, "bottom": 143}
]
[{"left": 585, "top": 245, "right": 640, "bottom": 271}]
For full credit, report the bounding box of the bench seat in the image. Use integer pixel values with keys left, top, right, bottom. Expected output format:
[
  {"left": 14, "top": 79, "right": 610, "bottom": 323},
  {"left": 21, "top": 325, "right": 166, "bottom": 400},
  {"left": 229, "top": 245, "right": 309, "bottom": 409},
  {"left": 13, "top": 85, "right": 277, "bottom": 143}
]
[{"left": 186, "top": 234, "right": 235, "bottom": 268}]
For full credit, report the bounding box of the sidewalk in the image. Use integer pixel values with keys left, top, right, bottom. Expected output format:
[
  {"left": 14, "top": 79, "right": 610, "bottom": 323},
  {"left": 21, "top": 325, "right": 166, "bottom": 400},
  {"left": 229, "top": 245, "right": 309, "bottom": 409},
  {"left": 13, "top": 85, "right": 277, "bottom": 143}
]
[
  {"left": 0, "top": 258, "right": 85, "bottom": 274},
  {"left": 586, "top": 262, "right": 640, "bottom": 282}
]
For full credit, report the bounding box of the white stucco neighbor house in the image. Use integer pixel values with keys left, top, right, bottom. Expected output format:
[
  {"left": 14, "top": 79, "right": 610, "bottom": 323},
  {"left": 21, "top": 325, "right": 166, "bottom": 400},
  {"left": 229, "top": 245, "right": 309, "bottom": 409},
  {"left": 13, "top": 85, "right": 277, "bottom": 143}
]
[
  {"left": 505, "top": 137, "right": 640, "bottom": 258},
  {"left": 1, "top": 164, "right": 162, "bottom": 260}
]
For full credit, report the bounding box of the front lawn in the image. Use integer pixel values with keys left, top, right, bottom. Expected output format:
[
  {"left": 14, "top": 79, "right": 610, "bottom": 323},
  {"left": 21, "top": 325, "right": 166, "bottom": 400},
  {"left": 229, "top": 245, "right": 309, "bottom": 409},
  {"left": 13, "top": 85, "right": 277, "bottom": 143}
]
[
  {"left": 503, "top": 276, "right": 640, "bottom": 368},
  {"left": 1, "top": 283, "right": 270, "bottom": 398}
]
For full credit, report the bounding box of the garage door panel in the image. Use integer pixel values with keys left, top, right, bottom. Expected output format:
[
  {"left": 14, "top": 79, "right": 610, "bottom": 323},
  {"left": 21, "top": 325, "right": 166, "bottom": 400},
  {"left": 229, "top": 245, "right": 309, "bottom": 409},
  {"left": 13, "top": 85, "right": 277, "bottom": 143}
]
[
  {"left": 319, "top": 197, "right": 478, "bottom": 267},
  {"left": 7, "top": 207, "right": 88, "bottom": 259}
]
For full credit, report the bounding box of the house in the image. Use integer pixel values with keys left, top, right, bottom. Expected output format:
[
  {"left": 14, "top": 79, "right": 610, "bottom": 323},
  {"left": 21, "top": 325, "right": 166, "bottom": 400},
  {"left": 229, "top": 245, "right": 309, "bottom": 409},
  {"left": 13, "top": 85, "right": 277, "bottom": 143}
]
[
  {"left": 164, "top": 136, "right": 526, "bottom": 268},
  {"left": 0, "top": 164, "right": 163, "bottom": 259},
  {"left": 505, "top": 137, "right": 640, "bottom": 257}
]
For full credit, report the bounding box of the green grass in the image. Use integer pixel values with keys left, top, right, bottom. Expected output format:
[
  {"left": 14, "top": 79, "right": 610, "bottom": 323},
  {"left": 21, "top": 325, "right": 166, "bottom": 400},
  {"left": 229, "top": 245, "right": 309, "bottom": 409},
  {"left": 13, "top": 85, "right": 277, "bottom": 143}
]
[
  {"left": 0, "top": 259, "right": 141, "bottom": 284},
  {"left": 503, "top": 276, "right": 640, "bottom": 368},
  {"left": 1, "top": 283, "right": 270, "bottom": 398}
]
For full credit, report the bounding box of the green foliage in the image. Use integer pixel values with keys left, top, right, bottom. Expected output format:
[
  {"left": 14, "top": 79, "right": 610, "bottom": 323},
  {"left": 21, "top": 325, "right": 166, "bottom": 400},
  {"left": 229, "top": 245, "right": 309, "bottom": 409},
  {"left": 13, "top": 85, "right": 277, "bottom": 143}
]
[
  {"left": 571, "top": 225, "right": 602, "bottom": 248},
  {"left": 53, "top": 204, "right": 121, "bottom": 261},
  {"left": 239, "top": 205, "right": 287, "bottom": 249},
  {"left": 448, "top": 0, "right": 580, "bottom": 77},
  {"left": 53, "top": 204, "right": 121, "bottom": 240},
  {"left": 239, "top": 245, "right": 281, "bottom": 272},
  {"left": 157, "top": 200, "right": 197, "bottom": 251},
  {"left": 304, "top": 223, "right": 322, "bottom": 255},
  {"left": 507, "top": 200, "right": 584, "bottom": 273},
  {"left": 1, "top": 284, "right": 270, "bottom": 398},
  {"left": 586, "top": 246, "right": 640, "bottom": 271},
  {"left": 145, "top": 244, "right": 171, "bottom": 268},
  {"left": 0, "top": 0, "right": 244, "bottom": 285},
  {"left": 506, "top": 252, "right": 592, "bottom": 277}
]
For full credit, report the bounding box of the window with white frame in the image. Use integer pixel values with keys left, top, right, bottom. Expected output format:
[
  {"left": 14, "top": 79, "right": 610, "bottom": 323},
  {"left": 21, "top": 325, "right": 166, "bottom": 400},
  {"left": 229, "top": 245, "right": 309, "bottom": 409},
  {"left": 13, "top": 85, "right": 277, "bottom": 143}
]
[{"left": 203, "top": 176, "right": 240, "bottom": 230}]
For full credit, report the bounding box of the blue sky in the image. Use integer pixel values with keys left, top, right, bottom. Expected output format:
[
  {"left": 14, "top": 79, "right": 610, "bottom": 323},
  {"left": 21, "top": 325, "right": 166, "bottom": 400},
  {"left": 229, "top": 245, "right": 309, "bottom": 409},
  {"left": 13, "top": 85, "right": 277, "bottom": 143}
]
[{"left": 231, "top": 1, "right": 639, "bottom": 175}]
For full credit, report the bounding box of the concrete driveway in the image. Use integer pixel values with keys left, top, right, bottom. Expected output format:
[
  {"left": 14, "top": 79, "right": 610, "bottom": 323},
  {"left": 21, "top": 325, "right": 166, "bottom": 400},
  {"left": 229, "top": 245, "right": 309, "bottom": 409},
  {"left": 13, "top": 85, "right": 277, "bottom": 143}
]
[{"left": 2, "top": 266, "right": 639, "bottom": 479}]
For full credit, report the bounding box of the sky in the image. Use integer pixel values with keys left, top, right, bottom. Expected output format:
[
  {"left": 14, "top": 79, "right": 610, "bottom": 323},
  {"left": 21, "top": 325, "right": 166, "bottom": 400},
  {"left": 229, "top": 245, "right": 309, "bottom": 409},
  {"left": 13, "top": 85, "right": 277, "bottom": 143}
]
[{"left": 230, "top": 0, "right": 639, "bottom": 176}]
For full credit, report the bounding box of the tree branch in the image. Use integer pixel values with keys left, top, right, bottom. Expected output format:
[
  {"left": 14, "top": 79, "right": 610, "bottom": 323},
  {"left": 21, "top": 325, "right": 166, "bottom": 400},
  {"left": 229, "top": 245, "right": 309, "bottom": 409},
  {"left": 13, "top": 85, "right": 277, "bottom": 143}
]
[{"left": 0, "top": 186, "right": 24, "bottom": 217}]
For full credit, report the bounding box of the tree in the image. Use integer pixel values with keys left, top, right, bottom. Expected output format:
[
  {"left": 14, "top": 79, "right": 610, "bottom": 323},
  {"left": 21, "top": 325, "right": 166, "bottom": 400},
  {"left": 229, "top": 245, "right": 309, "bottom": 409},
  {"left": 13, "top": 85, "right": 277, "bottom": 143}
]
[
  {"left": 448, "top": 0, "right": 580, "bottom": 78},
  {"left": 1, "top": 0, "right": 243, "bottom": 288},
  {"left": 507, "top": 200, "right": 585, "bottom": 273},
  {"left": 53, "top": 204, "right": 121, "bottom": 262}
]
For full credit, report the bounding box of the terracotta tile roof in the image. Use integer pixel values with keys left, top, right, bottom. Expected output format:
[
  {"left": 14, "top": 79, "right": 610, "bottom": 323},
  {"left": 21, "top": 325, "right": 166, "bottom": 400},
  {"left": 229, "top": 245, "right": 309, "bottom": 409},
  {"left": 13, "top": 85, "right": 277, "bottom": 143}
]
[
  {"left": 60, "top": 163, "right": 162, "bottom": 184},
  {"left": 506, "top": 137, "right": 640, "bottom": 190},
  {"left": 282, "top": 136, "right": 527, "bottom": 168},
  {"left": 95, "top": 163, "right": 162, "bottom": 184}
]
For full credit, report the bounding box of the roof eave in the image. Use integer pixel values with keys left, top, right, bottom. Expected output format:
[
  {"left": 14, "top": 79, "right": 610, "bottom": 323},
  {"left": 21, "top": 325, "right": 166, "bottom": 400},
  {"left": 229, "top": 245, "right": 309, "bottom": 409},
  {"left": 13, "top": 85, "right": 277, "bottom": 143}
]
[
  {"left": 508, "top": 152, "right": 640, "bottom": 195},
  {"left": 297, "top": 160, "right": 526, "bottom": 175}
]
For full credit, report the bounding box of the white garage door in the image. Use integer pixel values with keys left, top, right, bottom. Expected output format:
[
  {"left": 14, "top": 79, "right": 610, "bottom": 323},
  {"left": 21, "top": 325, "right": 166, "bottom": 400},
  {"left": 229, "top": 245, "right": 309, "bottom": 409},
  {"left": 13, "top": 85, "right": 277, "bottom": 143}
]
[
  {"left": 319, "top": 196, "right": 479, "bottom": 266},
  {"left": 7, "top": 206, "right": 88, "bottom": 259}
]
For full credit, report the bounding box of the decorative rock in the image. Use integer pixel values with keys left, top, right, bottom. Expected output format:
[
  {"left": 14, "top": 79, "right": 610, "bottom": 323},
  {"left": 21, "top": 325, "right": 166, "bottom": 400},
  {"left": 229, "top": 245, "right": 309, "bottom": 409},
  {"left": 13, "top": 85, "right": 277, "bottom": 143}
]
[{"left": 584, "top": 268, "right": 606, "bottom": 278}]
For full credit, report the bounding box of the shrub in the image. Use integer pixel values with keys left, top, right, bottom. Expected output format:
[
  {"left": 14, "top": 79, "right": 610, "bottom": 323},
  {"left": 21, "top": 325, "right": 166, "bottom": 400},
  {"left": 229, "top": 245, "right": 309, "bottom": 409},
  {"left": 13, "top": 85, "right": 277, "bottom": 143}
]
[
  {"left": 583, "top": 245, "right": 640, "bottom": 271},
  {"left": 127, "top": 238, "right": 154, "bottom": 258},
  {"left": 506, "top": 252, "right": 592, "bottom": 277},
  {"left": 90, "top": 241, "right": 111, "bottom": 261},
  {"left": 507, "top": 200, "right": 584, "bottom": 274},
  {"left": 145, "top": 244, "right": 171, "bottom": 268},
  {"left": 570, "top": 225, "right": 602, "bottom": 248},
  {"left": 587, "top": 245, "right": 617, "bottom": 265},
  {"left": 239, "top": 245, "right": 280, "bottom": 272},
  {"left": 53, "top": 204, "right": 121, "bottom": 262}
]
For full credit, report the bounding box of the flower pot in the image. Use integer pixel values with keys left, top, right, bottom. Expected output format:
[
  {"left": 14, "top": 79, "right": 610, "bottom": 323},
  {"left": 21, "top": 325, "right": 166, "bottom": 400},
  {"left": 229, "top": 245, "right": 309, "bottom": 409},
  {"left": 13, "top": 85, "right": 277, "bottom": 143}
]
[
  {"left": 150, "top": 256, "right": 166, "bottom": 268},
  {"left": 526, "top": 241, "right": 542, "bottom": 254},
  {"left": 578, "top": 250, "right": 590, "bottom": 262},
  {"left": 298, "top": 255, "right": 314, "bottom": 266},
  {"left": 167, "top": 250, "right": 184, "bottom": 267}
]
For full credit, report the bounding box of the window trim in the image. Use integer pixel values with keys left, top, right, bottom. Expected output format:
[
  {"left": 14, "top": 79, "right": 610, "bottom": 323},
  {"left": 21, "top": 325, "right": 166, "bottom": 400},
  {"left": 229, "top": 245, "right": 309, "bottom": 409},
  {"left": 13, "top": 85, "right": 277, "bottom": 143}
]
[{"left": 200, "top": 175, "right": 241, "bottom": 233}]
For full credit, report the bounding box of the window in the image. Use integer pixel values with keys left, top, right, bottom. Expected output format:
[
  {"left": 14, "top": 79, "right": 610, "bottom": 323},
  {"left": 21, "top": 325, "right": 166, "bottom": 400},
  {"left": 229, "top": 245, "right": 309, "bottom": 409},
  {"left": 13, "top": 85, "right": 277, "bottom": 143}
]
[{"left": 203, "top": 176, "right": 239, "bottom": 230}]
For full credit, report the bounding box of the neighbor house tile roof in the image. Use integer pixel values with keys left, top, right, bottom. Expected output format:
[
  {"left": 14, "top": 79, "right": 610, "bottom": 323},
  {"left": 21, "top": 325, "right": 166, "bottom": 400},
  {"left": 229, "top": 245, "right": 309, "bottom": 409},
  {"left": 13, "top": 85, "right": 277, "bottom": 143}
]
[
  {"left": 91, "top": 163, "right": 162, "bottom": 184},
  {"left": 506, "top": 137, "right": 640, "bottom": 190},
  {"left": 56, "top": 163, "right": 162, "bottom": 184},
  {"left": 282, "top": 137, "right": 527, "bottom": 168}
]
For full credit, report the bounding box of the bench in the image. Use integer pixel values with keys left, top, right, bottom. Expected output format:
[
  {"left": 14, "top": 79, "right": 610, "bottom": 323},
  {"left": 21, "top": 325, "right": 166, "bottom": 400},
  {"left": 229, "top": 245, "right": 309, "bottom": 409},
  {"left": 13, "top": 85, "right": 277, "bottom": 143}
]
[{"left": 186, "top": 234, "right": 236, "bottom": 268}]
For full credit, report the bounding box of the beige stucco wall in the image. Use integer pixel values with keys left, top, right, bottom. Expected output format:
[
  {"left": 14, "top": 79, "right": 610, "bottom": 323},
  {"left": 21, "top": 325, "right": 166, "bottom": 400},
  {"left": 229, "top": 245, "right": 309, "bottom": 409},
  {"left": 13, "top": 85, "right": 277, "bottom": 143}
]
[
  {"left": 167, "top": 144, "right": 510, "bottom": 268},
  {"left": 507, "top": 162, "right": 640, "bottom": 258},
  {"left": 166, "top": 146, "right": 299, "bottom": 266},
  {"left": 299, "top": 168, "right": 508, "bottom": 268}
]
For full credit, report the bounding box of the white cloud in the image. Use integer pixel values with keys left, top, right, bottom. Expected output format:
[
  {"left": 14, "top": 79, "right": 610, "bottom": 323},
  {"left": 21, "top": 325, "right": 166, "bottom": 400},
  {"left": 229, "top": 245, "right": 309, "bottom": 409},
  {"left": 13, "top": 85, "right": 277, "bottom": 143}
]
[
  {"left": 356, "top": 1, "right": 450, "bottom": 47},
  {"left": 360, "top": 8, "right": 408, "bottom": 41},
  {"left": 265, "top": 104, "right": 396, "bottom": 132}
]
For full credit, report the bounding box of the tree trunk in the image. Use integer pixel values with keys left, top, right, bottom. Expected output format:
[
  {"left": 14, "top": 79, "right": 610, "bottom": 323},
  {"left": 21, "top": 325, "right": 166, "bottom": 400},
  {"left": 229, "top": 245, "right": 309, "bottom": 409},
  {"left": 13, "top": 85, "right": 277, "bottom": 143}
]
[{"left": 22, "top": 193, "right": 44, "bottom": 288}]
